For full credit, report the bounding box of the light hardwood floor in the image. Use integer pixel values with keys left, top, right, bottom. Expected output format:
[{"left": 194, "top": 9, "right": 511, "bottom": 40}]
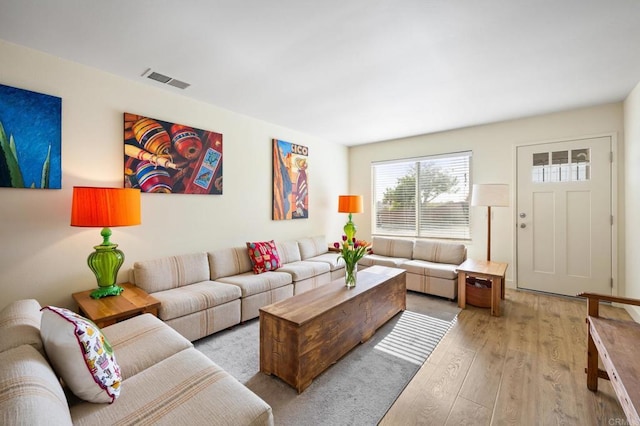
[{"left": 381, "top": 288, "right": 630, "bottom": 425}]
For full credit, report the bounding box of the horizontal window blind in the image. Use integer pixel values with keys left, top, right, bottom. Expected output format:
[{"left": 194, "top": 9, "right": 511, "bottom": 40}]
[{"left": 372, "top": 151, "right": 471, "bottom": 240}]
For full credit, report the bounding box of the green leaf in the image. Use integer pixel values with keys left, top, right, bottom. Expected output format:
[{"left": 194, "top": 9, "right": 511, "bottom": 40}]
[
  {"left": 0, "top": 121, "right": 25, "bottom": 187},
  {"left": 9, "top": 134, "right": 17, "bottom": 159},
  {"left": 40, "top": 144, "right": 51, "bottom": 189}
]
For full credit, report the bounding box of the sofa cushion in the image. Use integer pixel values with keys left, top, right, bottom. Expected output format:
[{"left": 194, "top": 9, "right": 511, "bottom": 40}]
[
  {"left": 275, "top": 240, "right": 302, "bottom": 264},
  {"left": 164, "top": 300, "right": 241, "bottom": 342},
  {"left": 277, "top": 260, "right": 330, "bottom": 281},
  {"left": 41, "top": 306, "right": 122, "bottom": 404},
  {"left": 305, "top": 252, "right": 345, "bottom": 271},
  {"left": 401, "top": 259, "right": 459, "bottom": 280},
  {"left": 247, "top": 241, "right": 281, "bottom": 274},
  {"left": 413, "top": 240, "right": 466, "bottom": 265},
  {"left": 371, "top": 237, "right": 414, "bottom": 258},
  {"left": 69, "top": 348, "right": 273, "bottom": 426},
  {"left": 134, "top": 252, "right": 210, "bottom": 293},
  {"left": 0, "top": 345, "right": 73, "bottom": 426},
  {"left": 0, "top": 299, "right": 43, "bottom": 354},
  {"left": 358, "top": 254, "right": 409, "bottom": 268},
  {"left": 217, "top": 271, "right": 292, "bottom": 298},
  {"left": 150, "top": 281, "right": 242, "bottom": 321},
  {"left": 297, "top": 235, "right": 327, "bottom": 260},
  {"left": 101, "top": 314, "right": 193, "bottom": 379},
  {"left": 208, "top": 247, "right": 253, "bottom": 280}
]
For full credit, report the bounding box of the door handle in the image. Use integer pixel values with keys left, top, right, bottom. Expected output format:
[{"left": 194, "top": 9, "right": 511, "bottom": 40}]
[{"left": 520, "top": 223, "right": 527, "bottom": 229}]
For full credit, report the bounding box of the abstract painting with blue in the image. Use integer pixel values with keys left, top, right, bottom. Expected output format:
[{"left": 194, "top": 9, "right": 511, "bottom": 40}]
[{"left": 0, "top": 83, "right": 62, "bottom": 189}]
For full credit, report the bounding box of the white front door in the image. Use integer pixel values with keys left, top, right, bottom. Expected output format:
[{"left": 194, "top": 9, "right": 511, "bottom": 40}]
[{"left": 516, "top": 137, "right": 612, "bottom": 296}]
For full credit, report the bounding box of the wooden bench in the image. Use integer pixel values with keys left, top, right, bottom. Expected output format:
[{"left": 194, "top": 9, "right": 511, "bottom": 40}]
[{"left": 579, "top": 292, "right": 640, "bottom": 425}]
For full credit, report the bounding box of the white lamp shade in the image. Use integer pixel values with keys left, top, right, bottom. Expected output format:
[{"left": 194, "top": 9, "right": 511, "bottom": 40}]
[{"left": 471, "top": 184, "right": 509, "bottom": 207}]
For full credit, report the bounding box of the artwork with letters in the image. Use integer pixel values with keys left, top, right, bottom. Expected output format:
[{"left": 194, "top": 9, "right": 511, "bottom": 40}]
[{"left": 272, "top": 139, "right": 308, "bottom": 220}]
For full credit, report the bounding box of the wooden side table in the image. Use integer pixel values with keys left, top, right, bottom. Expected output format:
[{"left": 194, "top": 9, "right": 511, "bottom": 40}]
[
  {"left": 457, "top": 259, "right": 508, "bottom": 317},
  {"left": 72, "top": 283, "right": 161, "bottom": 328}
]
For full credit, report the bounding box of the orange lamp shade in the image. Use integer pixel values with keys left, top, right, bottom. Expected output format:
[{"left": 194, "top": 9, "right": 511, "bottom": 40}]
[
  {"left": 71, "top": 187, "right": 141, "bottom": 227},
  {"left": 338, "top": 195, "right": 363, "bottom": 214}
]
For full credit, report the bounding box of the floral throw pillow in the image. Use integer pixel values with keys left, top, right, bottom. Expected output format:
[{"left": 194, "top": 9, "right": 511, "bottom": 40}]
[
  {"left": 246, "top": 240, "right": 281, "bottom": 274},
  {"left": 40, "top": 306, "right": 122, "bottom": 403}
]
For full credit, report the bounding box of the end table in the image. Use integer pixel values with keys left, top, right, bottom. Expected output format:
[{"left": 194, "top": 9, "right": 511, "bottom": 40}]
[
  {"left": 457, "top": 259, "right": 508, "bottom": 317},
  {"left": 72, "top": 283, "right": 161, "bottom": 328}
]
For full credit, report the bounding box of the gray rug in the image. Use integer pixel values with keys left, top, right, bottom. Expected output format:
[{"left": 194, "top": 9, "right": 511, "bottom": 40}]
[{"left": 194, "top": 292, "right": 459, "bottom": 425}]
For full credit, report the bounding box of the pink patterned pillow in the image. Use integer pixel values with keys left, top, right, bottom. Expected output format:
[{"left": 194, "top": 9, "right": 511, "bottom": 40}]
[{"left": 246, "top": 240, "right": 281, "bottom": 274}]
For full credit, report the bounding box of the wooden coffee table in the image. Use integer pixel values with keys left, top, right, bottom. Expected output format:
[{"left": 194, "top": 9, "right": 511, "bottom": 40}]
[{"left": 259, "top": 265, "right": 406, "bottom": 393}]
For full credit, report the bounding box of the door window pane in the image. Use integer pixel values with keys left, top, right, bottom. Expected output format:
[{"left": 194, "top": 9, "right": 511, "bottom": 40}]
[
  {"left": 551, "top": 150, "right": 569, "bottom": 182},
  {"left": 532, "top": 152, "right": 549, "bottom": 182},
  {"left": 571, "top": 148, "right": 590, "bottom": 181}
]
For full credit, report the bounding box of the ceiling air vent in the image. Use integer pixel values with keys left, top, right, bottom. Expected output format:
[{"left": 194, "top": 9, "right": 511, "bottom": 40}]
[
  {"left": 167, "top": 79, "right": 190, "bottom": 89},
  {"left": 141, "top": 69, "right": 190, "bottom": 90}
]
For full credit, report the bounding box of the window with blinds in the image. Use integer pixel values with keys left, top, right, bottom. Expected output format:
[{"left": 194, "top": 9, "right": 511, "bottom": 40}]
[{"left": 372, "top": 151, "right": 472, "bottom": 240}]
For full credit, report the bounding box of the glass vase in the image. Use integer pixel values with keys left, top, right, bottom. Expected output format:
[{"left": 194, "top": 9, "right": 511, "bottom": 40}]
[{"left": 345, "top": 262, "right": 357, "bottom": 288}]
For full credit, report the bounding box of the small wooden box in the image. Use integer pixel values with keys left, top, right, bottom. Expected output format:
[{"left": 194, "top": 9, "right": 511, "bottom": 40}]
[{"left": 465, "top": 277, "right": 492, "bottom": 308}]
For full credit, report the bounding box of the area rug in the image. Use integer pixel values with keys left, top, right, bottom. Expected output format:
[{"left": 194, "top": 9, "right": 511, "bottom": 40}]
[{"left": 194, "top": 292, "right": 459, "bottom": 425}]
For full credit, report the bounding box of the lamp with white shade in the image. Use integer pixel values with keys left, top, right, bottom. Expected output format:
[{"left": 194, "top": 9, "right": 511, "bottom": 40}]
[{"left": 471, "top": 184, "right": 509, "bottom": 261}]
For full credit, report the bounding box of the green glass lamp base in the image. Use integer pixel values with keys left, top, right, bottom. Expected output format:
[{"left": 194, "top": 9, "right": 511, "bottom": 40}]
[
  {"left": 90, "top": 285, "right": 124, "bottom": 299},
  {"left": 87, "top": 227, "right": 126, "bottom": 299},
  {"left": 343, "top": 213, "right": 357, "bottom": 245}
]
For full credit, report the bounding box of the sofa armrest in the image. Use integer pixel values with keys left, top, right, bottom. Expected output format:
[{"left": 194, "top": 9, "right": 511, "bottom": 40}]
[
  {"left": 0, "top": 345, "right": 73, "bottom": 425},
  {"left": 0, "top": 299, "right": 43, "bottom": 354}
]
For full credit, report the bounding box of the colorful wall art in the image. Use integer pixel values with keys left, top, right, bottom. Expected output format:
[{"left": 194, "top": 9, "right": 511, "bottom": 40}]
[
  {"left": 0, "top": 84, "right": 62, "bottom": 189},
  {"left": 124, "top": 113, "right": 223, "bottom": 194},
  {"left": 272, "top": 139, "right": 308, "bottom": 220}
]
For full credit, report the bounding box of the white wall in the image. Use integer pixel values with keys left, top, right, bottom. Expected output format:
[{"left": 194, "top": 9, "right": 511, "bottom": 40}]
[
  {"left": 350, "top": 104, "right": 625, "bottom": 289},
  {"left": 0, "top": 38, "right": 633, "bottom": 311},
  {"left": 624, "top": 81, "right": 640, "bottom": 320},
  {"left": 0, "top": 40, "right": 348, "bottom": 310}
]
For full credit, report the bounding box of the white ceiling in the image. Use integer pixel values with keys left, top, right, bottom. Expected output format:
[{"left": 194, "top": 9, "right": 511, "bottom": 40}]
[{"left": 2, "top": 1, "right": 640, "bottom": 146}]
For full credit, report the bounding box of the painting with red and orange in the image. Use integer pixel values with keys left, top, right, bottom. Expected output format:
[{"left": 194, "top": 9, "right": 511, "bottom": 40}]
[
  {"left": 273, "top": 139, "right": 308, "bottom": 220},
  {"left": 124, "top": 113, "right": 223, "bottom": 194}
]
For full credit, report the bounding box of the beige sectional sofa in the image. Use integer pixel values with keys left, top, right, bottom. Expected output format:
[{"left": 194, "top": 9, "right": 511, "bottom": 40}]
[
  {"left": 131, "top": 235, "right": 343, "bottom": 339},
  {"left": 298, "top": 235, "right": 347, "bottom": 281},
  {"left": 276, "top": 238, "right": 332, "bottom": 294},
  {"left": 0, "top": 299, "right": 273, "bottom": 425},
  {"left": 208, "top": 246, "right": 294, "bottom": 322},
  {"left": 132, "top": 251, "right": 243, "bottom": 341},
  {"left": 359, "top": 236, "right": 467, "bottom": 300}
]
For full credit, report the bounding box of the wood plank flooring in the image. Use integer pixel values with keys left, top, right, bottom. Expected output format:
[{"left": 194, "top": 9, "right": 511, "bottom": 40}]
[{"left": 381, "top": 289, "right": 630, "bottom": 425}]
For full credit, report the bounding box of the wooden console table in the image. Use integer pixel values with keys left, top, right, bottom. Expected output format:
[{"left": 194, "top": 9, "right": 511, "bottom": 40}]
[
  {"left": 259, "top": 265, "right": 406, "bottom": 393},
  {"left": 457, "top": 259, "right": 508, "bottom": 317}
]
